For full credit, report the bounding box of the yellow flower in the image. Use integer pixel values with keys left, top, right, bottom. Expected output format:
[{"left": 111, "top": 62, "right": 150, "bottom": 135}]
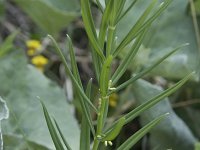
[
  {"left": 26, "top": 40, "right": 42, "bottom": 56},
  {"left": 26, "top": 40, "right": 41, "bottom": 50},
  {"left": 31, "top": 55, "right": 48, "bottom": 72},
  {"left": 109, "top": 93, "right": 118, "bottom": 107}
]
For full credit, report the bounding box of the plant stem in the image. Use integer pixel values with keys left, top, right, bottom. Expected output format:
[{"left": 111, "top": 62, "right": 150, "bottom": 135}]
[
  {"left": 106, "top": 25, "right": 115, "bottom": 56},
  {"left": 93, "top": 96, "right": 109, "bottom": 150}
]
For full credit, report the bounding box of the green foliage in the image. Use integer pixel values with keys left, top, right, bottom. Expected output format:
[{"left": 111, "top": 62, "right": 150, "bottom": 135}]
[
  {"left": 42, "top": 0, "right": 195, "bottom": 149},
  {"left": 195, "top": 142, "right": 200, "bottom": 150},
  {"left": 132, "top": 79, "right": 196, "bottom": 149},
  {"left": 117, "top": 113, "right": 168, "bottom": 150},
  {"left": 14, "top": 0, "right": 80, "bottom": 36},
  {"left": 0, "top": 51, "right": 80, "bottom": 149},
  {"left": 117, "top": 0, "right": 199, "bottom": 80},
  {"left": 0, "top": 31, "right": 18, "bottom": 58}
]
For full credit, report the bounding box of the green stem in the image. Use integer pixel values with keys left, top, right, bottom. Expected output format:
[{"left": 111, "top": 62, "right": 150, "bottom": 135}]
[
  {"left": 92, "top": 138, "right": 100, "bottom": 150},
  {"left": 93, "top": 96, "right": 109, "bottom": 150},
  {"left": 106, "top": 25, "right": 115, "bottom": 57}
]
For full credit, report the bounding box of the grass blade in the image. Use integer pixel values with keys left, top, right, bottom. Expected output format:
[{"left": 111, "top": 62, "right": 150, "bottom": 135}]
[
  {"left": 98, "top": 0, "right": 114, "bottom": 48},
  {"left": 96, "top": 0, "right": 104, "bottom": 13},
  {"left": 81, "top": 0, "right": 105, "bottom": 60},
  {"left": 113, "top": 0, "right": 158, "bottom": 57},
  {"left": 67, "top": 35, "right": 95, "bottom": 136},
  {"left": 102, "top": 117, "right": 125, "bottom": 141},
  {"left": 54, "top": 119, "right": 72, "bottom": 150},
  {"left": 111, "top": 29, "right": 147, "bottom": 85},
  {"left": 112, "top": 43, "right": 189, "bottom": 92},
  {"left": 117, "top": 113, "right": 168, "bottom": 150},
  {"left": 40, "top": 101, "right": 65, "bottom": 150},
  {"left": 67, "top": 35, "right": 83, "bottom": 88},
  {"left": 106, "top": 72, "right": 193, "bottom": 134},
  {"left": 48, "top": 35, "right": 98, "bottom": 113},
  {"left": 124, "top": 72, "right": 194, "bottom": 124},
  {"left": 80, "top": 79, "right": 93, "bottom": 150},
  {"left": 86, "top": 78, "right": 93, "bottom": 97},
  {"left": 116, "top": 0, "right": 138, "bottom": 24}
]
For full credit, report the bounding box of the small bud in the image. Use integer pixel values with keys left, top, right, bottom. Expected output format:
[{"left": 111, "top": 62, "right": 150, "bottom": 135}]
[
  {"left": 108, "top": 80, "right": 112, "bottom": 88},
  {"left": 104, "top": 141, "right": 108, "bottom": 147},
  {"left": 109, "top": 87, "right": 116, "bottom": 91},
  {"left": 97, "top": 135, "right": 102, "bottom": 140},
  {"left": 108, "top": 141, "right": 113, "bottom": 146}
]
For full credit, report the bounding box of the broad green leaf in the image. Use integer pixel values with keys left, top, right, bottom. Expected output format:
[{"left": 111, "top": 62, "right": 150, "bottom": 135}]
[
  {"left": 117, "top": 114, "right": 168, "bottom": 150},
  {"left": 3, "top": 134, "right": 49, "bottom": 150},
  {"left": 0, "top": 51, "right": 80, "bottom": 149},
  {"left": 14, "top": 0, "right": 80, "bottom": 35},
  {"left": 176, "top": 107, "right": 200, "bottom": 139},
  {"left": 143, "top": 0, "right": 199, "bottom": 80},
  {"left": 132, "top": 79, "right": 197, "bottom": 150},
  {"left": 0, "top": 97, "right": 9, "bottom": 150}
]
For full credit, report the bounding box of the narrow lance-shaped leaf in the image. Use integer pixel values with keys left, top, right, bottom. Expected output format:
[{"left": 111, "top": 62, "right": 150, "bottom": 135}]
[
  {"left": 98, "top": 0, "right": 114, "bottom": 48},
  {"left": 111, "top": 29, "right": 147, "bottom": 85},
  {"left": 106, "top": 72, "right": 194, "bottom": 133},
  {"left": 80, "top": 79, "right": 93, "bottom": 150},
  {"left": 54, "top": 119, "right": 72, "bottom": 150},
  {"left": 40, "top": 100, "right": 65, "bottom": 150},
  {"left": 48, "top": 35, "right": 98, "bottom": 113},
  {"left": 116, "top": 0, "right": 138, "bottom": 24},
  {"left": 117, "top": 113, "right": 169, "bottom": 150},
  {"left": 124, "top": 72, "right": 194, "bottom": 124},
  {"left": 96, "top": 0, "right": 104, "bottom": 13},
  {"left": 67, "top": 35, "right": 95, "bottom": 136},
  {"left": 67, "top": 35, "right": 83, "bottom": 88},
  {"left": 102, "top": 117, "right": 125, "bottom": 141},
  {"left": 81, "top": 0, "right": 105, "bottom": 60},
  {"left": 113, "top": 0, "right": 158, "bottom": 57},
  {"left": 112, "top": 43, "right": 189, "bottom": 93},
  {"left": 113, "top": 0, "right": 172, "bottom": 57}
]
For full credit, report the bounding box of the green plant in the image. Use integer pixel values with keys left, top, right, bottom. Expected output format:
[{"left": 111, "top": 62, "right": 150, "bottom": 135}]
[{"left": 41, "top": 0, "right": 194, "bottom": 149}]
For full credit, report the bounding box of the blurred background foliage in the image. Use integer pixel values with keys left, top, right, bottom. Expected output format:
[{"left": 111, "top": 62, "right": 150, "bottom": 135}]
[{"left": 0, "top": 0, "right": 200, "bottom": 149}]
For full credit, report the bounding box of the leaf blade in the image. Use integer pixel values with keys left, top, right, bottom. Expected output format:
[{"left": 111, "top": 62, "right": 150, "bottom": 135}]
[
  {"left": 117, "top": 113, "right": 168, "bottom": 150},
  {"left": 40, "top": 100, "right": 65, "bottom": 150}
]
